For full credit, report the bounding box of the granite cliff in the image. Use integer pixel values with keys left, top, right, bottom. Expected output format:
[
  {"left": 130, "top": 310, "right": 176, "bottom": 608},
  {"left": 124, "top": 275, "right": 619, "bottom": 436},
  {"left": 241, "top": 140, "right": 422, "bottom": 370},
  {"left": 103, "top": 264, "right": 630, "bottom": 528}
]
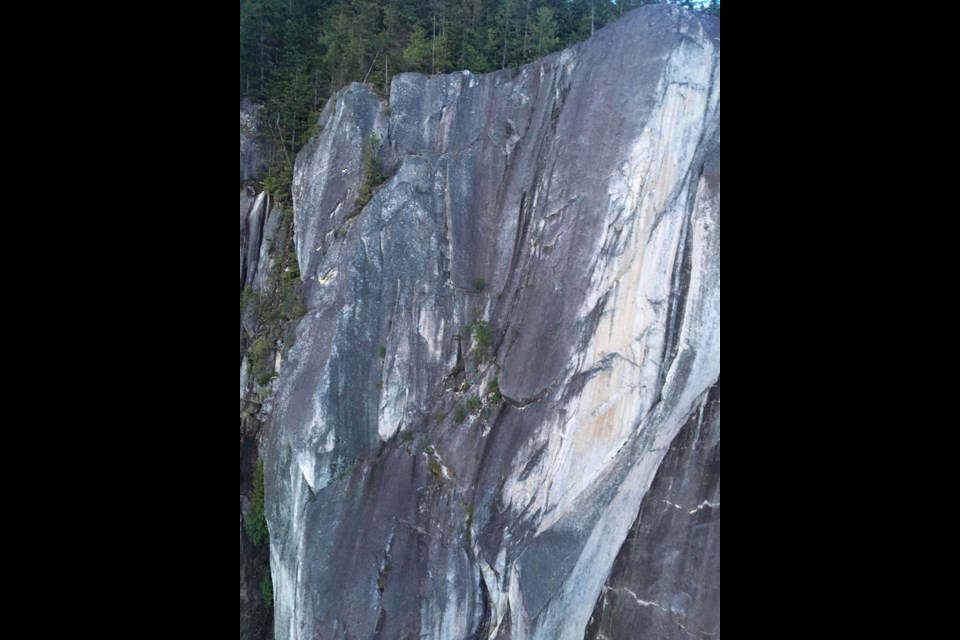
[{"left": 241, "top": 5, "right": 720, "bottom": 639}]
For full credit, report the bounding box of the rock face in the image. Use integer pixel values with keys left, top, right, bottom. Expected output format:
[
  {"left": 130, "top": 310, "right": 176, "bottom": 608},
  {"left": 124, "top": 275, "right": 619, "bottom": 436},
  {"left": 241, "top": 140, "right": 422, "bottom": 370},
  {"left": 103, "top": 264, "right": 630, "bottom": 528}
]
[
  {"left": 241, "top": 99, "right": 265, "bottom": 184},
  {"left": 255, "top": 6, "right": 720, "bottom": 639},
  {"left": 240, "top": 99, "right": 269, "bottom": 297},
  {"left": 586, "top": 383, "right": 721, "bottom": 640},
  {"left": 240, "top": 101, "right": 275, "bottom": 640}
]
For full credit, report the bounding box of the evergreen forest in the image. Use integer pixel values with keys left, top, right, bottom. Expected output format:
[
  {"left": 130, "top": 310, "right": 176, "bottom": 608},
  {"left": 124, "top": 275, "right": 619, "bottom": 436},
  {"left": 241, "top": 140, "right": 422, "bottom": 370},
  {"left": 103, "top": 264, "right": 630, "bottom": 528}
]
[{"left": 240, "top": 0, "right": 720, "bottom": 196}]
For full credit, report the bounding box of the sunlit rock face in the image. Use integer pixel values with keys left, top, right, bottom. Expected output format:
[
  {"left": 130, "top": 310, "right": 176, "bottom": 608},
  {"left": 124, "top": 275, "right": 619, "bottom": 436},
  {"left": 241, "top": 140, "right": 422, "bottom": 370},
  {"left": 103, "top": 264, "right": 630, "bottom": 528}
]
[{"left": 262, "top": 5, "right": 720, "bottom": 639}]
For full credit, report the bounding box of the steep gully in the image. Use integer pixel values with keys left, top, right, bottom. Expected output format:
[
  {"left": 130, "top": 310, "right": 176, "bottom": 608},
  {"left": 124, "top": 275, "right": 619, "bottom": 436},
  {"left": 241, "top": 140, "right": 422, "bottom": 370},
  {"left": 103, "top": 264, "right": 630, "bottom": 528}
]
[
  {"left": 240, "top": 98, "right": 277, "bottom": 640},
  {"left": 240, "top": 5, "right": 719, "bottom": 639}
]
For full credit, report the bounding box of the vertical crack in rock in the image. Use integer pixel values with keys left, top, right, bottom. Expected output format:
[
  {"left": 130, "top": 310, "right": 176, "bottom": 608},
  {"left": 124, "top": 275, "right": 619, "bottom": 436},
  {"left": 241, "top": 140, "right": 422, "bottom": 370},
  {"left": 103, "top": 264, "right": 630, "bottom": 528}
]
[
  {"left": 586, "top": 383, "right": 721, "bottom": 640},
  {"left": 257, "top": 6, "right": 720, "bottom": 639}
]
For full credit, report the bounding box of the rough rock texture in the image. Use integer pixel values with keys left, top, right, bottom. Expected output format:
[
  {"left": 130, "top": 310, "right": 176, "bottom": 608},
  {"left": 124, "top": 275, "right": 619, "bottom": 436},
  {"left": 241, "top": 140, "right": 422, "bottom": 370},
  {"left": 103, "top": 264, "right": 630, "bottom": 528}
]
[
  {"left": 240, "top": 99, "right": 269, "bottom": 296},
  {"left": 239, "top": 99, "right": 283, "bottom": 339},
  {"left": 241, "top": 99, "right": 265, "bottom": 184},
  {"left": 258, "top": 6, "right": 720, "bottom": 639},
  {"left": 240, "top": 188, "right": 269, "bottom": 294},
  {"left": 587, "top": 383, "right": 721, "bottom": 640},
  {"left": 240, "top": 101, "right": 275, "bottom": 640}
]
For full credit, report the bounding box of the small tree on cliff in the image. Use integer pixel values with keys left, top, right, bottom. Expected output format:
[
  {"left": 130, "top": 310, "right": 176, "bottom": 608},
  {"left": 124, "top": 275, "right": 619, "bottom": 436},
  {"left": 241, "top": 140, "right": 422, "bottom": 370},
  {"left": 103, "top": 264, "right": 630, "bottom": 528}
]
[{"left": 355, "top": 133, "right": 385, "bottom": 215}]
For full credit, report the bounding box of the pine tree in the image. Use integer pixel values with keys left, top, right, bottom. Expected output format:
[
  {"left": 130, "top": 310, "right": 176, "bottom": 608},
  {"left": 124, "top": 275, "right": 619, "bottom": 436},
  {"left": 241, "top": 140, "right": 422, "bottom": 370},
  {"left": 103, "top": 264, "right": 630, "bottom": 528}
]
[
  {"left": 404, "top": 26, "right": 433, "bottom": 73},
  {"left": 532, "top": 6, "right": 560, "bottom": 59},
  {"left": 240, "top": 0, "right": 719, "bottom": 201}
]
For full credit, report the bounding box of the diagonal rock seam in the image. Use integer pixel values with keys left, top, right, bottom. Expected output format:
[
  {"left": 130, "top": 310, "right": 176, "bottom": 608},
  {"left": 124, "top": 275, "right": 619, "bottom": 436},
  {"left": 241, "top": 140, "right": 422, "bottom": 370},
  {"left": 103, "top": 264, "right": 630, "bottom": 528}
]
[{"left": 240, "top": 5, "right": 720, "bottom": 639}]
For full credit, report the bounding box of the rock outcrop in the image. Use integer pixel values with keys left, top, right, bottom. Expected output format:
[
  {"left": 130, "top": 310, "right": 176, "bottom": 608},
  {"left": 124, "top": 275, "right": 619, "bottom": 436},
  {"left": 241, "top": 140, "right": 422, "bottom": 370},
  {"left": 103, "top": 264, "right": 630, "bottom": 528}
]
[
  {"left": 587, "top": 383, "right": 721, "bottom": 639},
  {"left": 247, "top": 5, "right": 720, "bottom": 639},
  {"left": 240, "top": 100, "right": 276, "bottom": 640},
  {"left": 241, "top": 99, "right": 265, "bottom": 184}
]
